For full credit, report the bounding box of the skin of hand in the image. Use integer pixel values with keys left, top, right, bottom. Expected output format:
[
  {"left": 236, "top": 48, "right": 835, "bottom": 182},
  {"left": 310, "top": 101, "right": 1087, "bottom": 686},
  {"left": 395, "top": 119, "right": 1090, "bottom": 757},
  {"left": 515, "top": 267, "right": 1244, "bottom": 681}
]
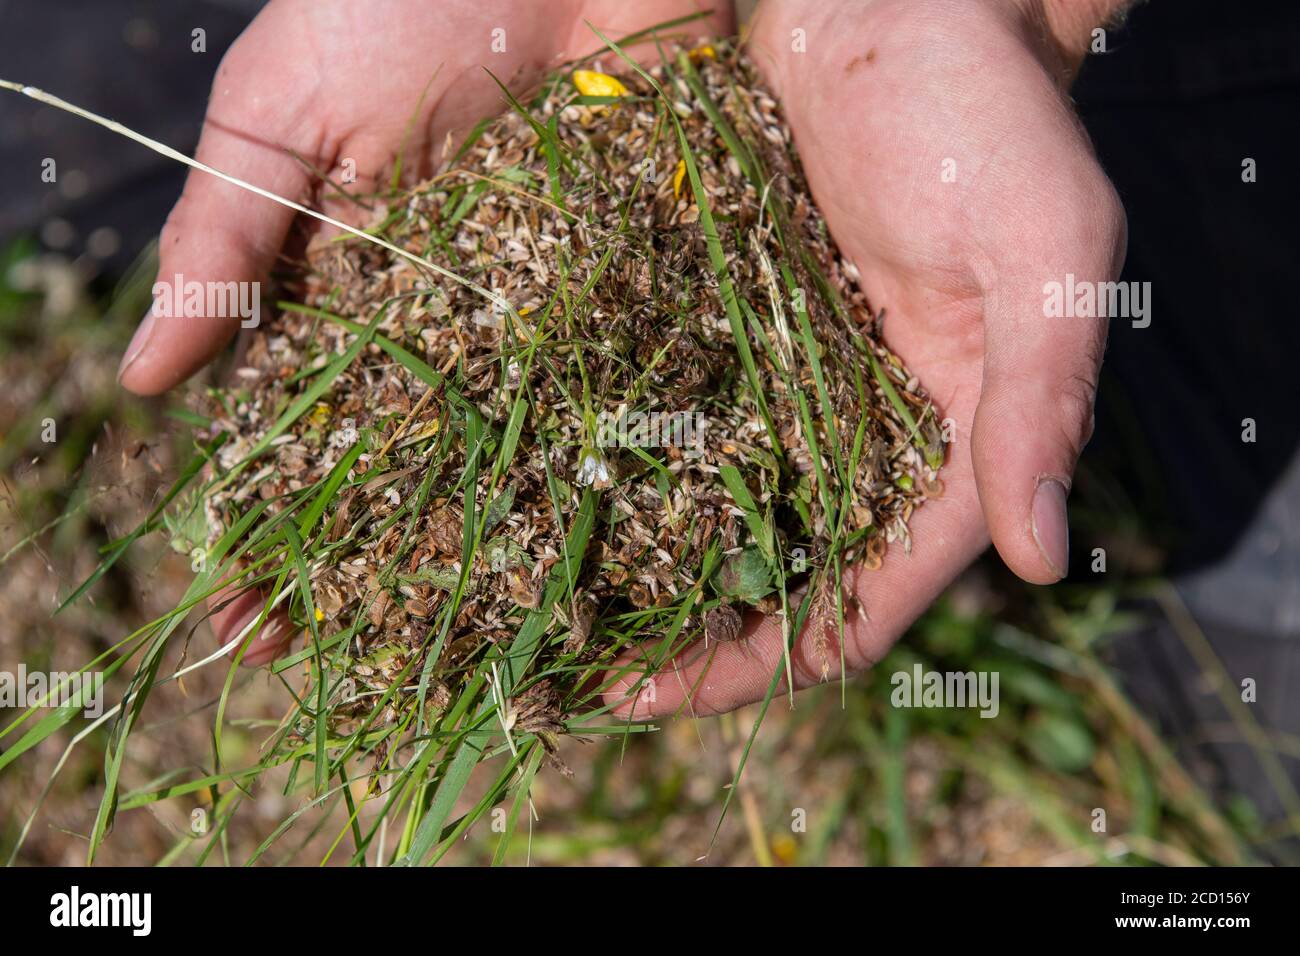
[
  {"left": 603, "top": 0, "right": 1129, "bottom": 718},
  {"left": 124, "top": 0, "right": 733, "bottom": 665}
]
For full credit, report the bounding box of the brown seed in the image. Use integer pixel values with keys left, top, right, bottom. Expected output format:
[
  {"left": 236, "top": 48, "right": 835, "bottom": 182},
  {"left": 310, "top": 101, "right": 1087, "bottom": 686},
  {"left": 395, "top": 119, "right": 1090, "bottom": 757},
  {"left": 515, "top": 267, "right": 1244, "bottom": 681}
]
[
  {"left": 507, "top": 568, "right": 542, "bottom": 609},
  {"left": 427, "top": 506, "right": 464, "bottom": 555},
  {"left": 863, "top": 533, "right": 887, "bottom": 571},
  {"left": 368, "top": 590, "right": 391, "bottom": 628},
  {"left": 628, "top": 582, "right": 653, "bottom": 608},
  {"left": 920, "top": 475, "right": 944, "bottom": 498},
  {"left": 705, "top": 603, "right": 743, "bottom": 643},
  {"left": 564, "top": 601, "right": 594, "bottom": 655}
]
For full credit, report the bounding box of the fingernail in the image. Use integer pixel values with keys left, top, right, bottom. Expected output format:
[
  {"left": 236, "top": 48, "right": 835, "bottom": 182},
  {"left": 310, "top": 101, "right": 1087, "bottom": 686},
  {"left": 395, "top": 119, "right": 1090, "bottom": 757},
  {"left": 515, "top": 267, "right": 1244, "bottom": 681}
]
[
  {"left": 606, "top": 675, "right": 654, "bottom": 721},
  {"left": 1031, "top": 476, "right": 1070, "bottom": 579},
  {"left": 118, "top": 309, "right": 157, "bottom": 382}
]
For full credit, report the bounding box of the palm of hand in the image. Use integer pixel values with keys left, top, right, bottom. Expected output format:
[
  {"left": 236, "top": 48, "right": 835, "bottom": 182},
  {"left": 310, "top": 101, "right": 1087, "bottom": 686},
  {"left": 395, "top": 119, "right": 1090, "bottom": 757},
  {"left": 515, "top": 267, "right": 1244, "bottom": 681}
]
[{"left": 607, "top": 0, "right": 1125, "bottom": 717}]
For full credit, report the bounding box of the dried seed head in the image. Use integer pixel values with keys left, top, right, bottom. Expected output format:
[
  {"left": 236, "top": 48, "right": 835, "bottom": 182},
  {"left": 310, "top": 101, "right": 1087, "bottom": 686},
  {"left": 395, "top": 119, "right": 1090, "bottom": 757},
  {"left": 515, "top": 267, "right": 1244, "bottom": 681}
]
[
  {"left": 564, "top": 600, "right": 595, "bottom": 656},
  {"left": 427, "top": 506, "right": 464, "bottom": 555},
  {"left": 705, "top": 603, "right": 743, "bottom": 644},
  {"left": 574, "top": 447, "right": 612, "bottom": 489},
  {"left": 507, "top": 567, "right": 542, "bottom": 609},
  {"left": 628, "top": 582, "right": 653, "bottom": 609}
]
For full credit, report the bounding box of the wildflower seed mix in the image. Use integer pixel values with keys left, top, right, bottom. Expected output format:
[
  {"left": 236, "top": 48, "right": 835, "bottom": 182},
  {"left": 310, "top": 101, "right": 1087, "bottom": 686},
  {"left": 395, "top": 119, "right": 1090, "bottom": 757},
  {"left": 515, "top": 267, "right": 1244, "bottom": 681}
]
[{"left": 198, "top": 40, "right": 944, "bottom": 744}]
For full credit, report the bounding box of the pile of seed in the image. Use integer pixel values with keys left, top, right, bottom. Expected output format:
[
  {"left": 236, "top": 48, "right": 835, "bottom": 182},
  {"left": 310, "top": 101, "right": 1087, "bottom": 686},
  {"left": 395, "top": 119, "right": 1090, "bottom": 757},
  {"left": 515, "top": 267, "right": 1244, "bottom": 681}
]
[{"left": 199, "top": 40, "right": 943, "bottom": 733}]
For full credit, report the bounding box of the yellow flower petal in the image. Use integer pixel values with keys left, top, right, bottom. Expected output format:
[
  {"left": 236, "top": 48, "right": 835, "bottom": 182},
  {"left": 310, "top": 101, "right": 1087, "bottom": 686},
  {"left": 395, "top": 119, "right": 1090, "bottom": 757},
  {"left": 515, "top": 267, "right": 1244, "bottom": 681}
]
[
  {"left": 573, "top": 70, "right": 629, "bottom": 99},
  {"left": 408, "top": 418, "right": 440, "bottom": 443},
  {"left": 690, "top": 44, "right": 717, "bottom": 60},
  {"left": 308, "top": 402, "right": 332, "bottom": 428},
  {"left": 314, "top": 607, "right": 325, "bottom": 622},
  {"left": 771, "top": 833, "right": 798, "bottom": 865},
  {"left": 673, "top": 159, "right": 687, "bottom": 199}
]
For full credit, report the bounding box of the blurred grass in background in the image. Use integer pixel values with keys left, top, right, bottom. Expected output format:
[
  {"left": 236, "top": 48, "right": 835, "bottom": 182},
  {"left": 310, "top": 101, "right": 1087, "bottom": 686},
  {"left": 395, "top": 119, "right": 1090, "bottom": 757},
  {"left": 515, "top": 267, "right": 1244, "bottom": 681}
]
[{"left": 0, "top": 240, "right": 1268, "bottom": 866}]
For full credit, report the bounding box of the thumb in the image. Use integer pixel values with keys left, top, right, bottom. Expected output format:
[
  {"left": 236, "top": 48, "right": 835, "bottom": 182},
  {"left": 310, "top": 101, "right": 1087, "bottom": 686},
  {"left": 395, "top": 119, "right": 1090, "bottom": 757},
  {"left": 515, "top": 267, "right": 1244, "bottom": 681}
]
[
  {"left": 118, "top": 31, "right": 316, "bottom": 395},
  {"left": 209, "top": 583, "right": 298, "bottom": 668},
  {"left": 971, "top": 184, "right": 1126, "bottom": 584}
]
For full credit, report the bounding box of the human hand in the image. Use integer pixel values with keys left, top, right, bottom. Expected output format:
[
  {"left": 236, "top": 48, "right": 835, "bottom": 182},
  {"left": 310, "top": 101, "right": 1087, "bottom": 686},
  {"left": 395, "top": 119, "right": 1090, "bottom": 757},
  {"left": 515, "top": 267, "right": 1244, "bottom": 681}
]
[
  {"left": 606, "top": 0, "right": 1127, "bottom": 717},
  {"left": 124, "top": 0, "right": 733, "bottom": 663}
]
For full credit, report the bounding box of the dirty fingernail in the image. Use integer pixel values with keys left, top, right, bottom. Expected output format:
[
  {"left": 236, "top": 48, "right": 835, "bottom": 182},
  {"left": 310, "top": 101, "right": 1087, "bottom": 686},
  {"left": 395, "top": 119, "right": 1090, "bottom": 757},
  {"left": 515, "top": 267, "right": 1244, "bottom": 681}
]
[{"left": 1031, "top": 476, "right": 1069, "bottom": 579}]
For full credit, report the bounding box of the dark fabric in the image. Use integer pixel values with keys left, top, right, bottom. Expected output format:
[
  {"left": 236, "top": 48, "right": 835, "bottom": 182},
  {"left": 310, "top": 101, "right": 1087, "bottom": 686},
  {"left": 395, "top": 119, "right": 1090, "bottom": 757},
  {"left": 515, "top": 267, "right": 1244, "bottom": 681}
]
[
  {"left": 1074, "top": 0, "right": 1300, "bottom": 855},
  {"left": 0, "top": 0, "right": 266, "bottom": 274},
  {"left": 1075, "top": 0, "right": 1300, "bottom": 581}
]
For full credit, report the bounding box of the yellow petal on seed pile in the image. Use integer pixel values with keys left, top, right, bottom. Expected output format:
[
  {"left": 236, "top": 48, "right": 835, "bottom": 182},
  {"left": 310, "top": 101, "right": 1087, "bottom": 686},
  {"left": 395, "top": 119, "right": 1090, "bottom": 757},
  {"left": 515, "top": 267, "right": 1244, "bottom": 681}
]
[
  {"left": 314, "top": 608, "right": 325, "bottom": 622},
  {"left": 407, "top": 418, "right": 441, "bottom": 443},
  {"left": 572, "top": 70, "right": 629, "bottom": 98},
  {"left": 673, "top": 159, "right": 687, "bottom": 199},
  {"left": 308, "top": 402, "right": 332, "bottom": 428},
  {"left": 689, "top": 43, "right": 717, "bottom": 60}
]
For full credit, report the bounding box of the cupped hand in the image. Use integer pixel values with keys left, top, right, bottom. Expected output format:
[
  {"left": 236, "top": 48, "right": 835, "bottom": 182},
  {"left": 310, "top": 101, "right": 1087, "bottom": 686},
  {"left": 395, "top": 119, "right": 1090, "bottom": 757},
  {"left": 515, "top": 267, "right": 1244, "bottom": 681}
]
[
  {"left": 125, "top": 0, "right": 734, "bottom": 663},
  {"left": 606, "top": 0, "right": 1126, "bottom": 717}
]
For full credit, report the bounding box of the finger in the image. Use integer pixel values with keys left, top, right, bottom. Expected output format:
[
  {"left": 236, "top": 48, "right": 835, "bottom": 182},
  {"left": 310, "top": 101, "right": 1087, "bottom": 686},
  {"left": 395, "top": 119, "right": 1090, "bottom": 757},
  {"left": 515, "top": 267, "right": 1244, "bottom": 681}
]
[
  {"left": 569, "top": 0, "right": 736, "bottom": 59},
  {"left": 208, "top": 584, "right": 298, "bottom": 668},
  {"left": 118, "top": 15, "right": 320, "bottom": 395},
  {"left": 602, "top": 448, "right": 989, "bottom": 719},
  {"left": 970, "top": 164, "right": 1126, "bottom": 584}
]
